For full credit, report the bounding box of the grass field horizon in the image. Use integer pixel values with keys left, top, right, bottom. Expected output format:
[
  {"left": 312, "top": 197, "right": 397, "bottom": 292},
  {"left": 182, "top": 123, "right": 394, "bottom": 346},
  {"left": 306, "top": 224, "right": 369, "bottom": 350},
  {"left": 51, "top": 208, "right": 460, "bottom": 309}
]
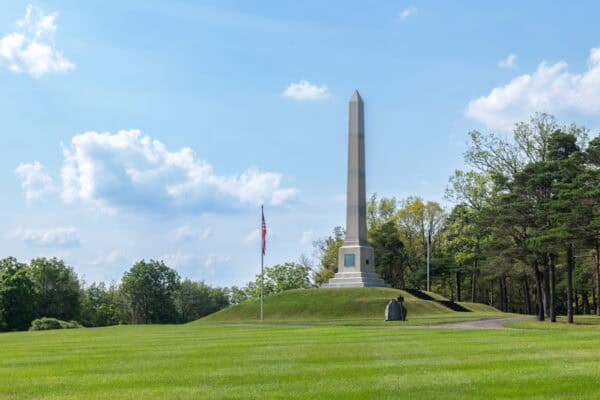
[{"left": 5, "top": 288, "right": 600, "bottom": 399}]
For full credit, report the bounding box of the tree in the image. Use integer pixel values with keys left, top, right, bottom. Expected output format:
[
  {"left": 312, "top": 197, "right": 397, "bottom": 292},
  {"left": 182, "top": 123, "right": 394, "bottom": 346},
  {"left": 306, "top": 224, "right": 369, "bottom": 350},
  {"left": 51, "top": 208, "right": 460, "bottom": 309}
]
[
  {"left": 175, "top": 280, "right": 229, "bottom": 322},
  {"left": 79, "top": 282, "right": 121, "bottom": 327},
  {"left": 261, "top": 262, "right": 313, "bottom": 295},
  {"left": 238, "top": 262, "right": 313, "bottom": 299},
  {"left": 0, "top": 257, "right": 37, "bottom": 331},
  {"left": 370, "top": 221, "right": 406, "bottom": 288},
  {"left": 121, "top": 260, "right": 181, "bottom": 324},
  {"left": 454, "top": 113, "right": 596, "bottom": 321},
  {"left": 313, "top": 227, "right": 344, "bottom": 285},
  {"left": 229, "top": 286, "right": 251, "bottom": 305},
  {"left": 30, "top": 257, "right": 81, "bottom": 321}
]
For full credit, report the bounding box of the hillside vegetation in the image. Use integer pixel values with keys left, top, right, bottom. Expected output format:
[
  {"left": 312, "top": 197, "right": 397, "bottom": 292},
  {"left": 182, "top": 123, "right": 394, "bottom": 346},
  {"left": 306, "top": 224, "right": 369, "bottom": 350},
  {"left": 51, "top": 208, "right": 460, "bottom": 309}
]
[{"left": 199, "top": 287, "right": 500, "bottom": 323}]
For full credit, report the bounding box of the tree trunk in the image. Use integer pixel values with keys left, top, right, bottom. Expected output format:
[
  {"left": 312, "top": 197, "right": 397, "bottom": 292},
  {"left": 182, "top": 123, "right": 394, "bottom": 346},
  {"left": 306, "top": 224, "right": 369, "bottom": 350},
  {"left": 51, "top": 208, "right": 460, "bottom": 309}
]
[
  {"left": 533, "top": 260, "right": 545, "bottom": 321},
  {"left": 489, "top": 281, "right": 494, "bottom": 307},
  {"left": 549, "top": 254, "right": 556, "bottom": 322},
  {"left": 504, "top": 276, "right": 510, "bottom": 312},
  {"left": 596, "top": 239, "right": 600, "bottom": 316},
  {"left": 543, "top": 261, "right": 551, "bottom": 318},
  {"left": 523, "top": 273, "right": 532, "bottom": 315},
  {"left": 498, "top": 277, "right": 505, "bottom": 312},
  {"left": 583, "top": 292, "right": 590, "bottom": 315},
  {"left": 567, "top": 243, "right": 575, "bottom": 324},
  {"left": 456, "top": 271, "right": 461, "bottom": 302},
  {"left": 471, "top": 271, "right": 477, "bottom": 303}
]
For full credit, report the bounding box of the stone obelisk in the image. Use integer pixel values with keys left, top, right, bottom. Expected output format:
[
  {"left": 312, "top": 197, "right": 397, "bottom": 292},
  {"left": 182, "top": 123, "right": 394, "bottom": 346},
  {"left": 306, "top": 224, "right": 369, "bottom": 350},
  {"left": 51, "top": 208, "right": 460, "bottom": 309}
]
[{"left": 323, "top": 91, "right": 387, "bottom": 288}]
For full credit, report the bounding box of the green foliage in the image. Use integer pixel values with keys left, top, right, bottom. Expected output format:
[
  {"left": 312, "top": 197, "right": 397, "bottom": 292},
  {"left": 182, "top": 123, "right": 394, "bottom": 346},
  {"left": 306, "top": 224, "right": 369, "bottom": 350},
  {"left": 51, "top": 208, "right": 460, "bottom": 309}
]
[
  {"left": 79, "top": 282, "right": 122, "bottom": 327},
  {"left": 30, "top": 257, "right": 81, "bottom": 321},
  {"left": 229, "top": 286, "right": 251, "bottom": 305},
  {"left": 313, "top": 227, "right": 344, "bottom": 283},
  {"left": 370, "top": 221, "right": 406, "bottom": 288},
  {"left": 231, "top": 262, "right": 314, "bottom": 303},
  {"left": 29, "top": 317, "right": 82, "bottom": 331},
  {"left": 258, "top": 262, "right": 313, "bottom": 296},
  {"left": 175, "top": 280, "right": 229, "bottom": 322},
  {"left": 121, "top": 260, "right": 181, "bottom": 324},
  {"left": 0, "top": 257, "right": 37, "bottom": 331}
]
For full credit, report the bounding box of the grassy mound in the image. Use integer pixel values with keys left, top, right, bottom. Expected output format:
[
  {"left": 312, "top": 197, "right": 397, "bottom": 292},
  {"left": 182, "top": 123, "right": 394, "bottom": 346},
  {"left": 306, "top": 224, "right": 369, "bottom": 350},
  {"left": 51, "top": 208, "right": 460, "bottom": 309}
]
[{"left": 199, "top": 287, "right": 500, "bottom": 323}]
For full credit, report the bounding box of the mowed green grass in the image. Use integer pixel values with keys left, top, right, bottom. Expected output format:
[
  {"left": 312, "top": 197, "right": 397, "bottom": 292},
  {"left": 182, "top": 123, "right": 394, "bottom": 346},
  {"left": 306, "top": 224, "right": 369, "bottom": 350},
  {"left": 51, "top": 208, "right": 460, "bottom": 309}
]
[
  {"left": 3, "top": 320, "right": 600, "bottom": 399},
  {"left": 200, "top": 287, "right": 501, "bottom": 324}
]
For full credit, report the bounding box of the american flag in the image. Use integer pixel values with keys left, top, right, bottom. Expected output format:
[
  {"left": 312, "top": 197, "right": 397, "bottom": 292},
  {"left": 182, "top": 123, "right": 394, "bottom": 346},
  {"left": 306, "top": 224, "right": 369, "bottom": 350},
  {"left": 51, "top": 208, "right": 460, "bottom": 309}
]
[{"left": 261, "top": 205, "right": 267, "bottom": 255}]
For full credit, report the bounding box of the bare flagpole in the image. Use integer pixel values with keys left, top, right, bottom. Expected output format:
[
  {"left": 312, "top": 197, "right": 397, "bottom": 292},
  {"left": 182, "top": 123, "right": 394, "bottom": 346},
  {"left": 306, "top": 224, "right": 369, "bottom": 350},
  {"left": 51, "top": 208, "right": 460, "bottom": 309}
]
[
  {"left": 426, "top": 226, "right": 431, "bottom": 292},
  {"left": 260, "top": 205, "right": 265, "bottom": 321}
]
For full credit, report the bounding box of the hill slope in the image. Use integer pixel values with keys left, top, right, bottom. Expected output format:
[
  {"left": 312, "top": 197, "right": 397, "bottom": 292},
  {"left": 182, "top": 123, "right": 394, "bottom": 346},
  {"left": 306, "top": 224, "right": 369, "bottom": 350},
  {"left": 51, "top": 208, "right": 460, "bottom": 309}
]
[{"left": 199, "top": 287, "right": 500, "bottom": 322}]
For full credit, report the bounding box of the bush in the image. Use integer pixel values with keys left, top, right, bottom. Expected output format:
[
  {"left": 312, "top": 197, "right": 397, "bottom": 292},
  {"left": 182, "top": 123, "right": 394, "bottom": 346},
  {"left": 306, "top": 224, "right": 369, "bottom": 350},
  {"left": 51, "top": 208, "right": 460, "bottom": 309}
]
[{"left": 29, "top": 317, "right": 82, "bottom": 331}]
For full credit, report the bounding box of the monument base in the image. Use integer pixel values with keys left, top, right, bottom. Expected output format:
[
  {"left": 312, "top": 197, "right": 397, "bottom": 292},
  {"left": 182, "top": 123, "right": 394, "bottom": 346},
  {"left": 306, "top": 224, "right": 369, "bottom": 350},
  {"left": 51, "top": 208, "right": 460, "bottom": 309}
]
[
  {"left": 321, "top": 243, "right": 388, "bottom": 288},
  {"left": 321, "top": 271, "right": 389, "bottom": 288}
]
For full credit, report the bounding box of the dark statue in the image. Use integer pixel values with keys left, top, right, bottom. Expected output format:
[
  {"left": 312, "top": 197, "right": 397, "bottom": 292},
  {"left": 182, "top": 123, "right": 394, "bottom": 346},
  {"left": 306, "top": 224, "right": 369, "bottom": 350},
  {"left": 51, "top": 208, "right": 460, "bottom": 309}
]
[{"left": 385, "top": 296, "right": 407, "bottom": 321}]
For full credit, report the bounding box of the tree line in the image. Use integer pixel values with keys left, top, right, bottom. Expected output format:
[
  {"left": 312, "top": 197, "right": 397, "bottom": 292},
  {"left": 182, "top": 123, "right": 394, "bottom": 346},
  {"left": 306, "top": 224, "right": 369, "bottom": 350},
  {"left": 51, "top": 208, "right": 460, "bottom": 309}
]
[
  {"left": 0, "top": 258, "right": 229, "bottom": 331},
  {"left": 314, "top": 114, "right": 599, "bottom": 323}
]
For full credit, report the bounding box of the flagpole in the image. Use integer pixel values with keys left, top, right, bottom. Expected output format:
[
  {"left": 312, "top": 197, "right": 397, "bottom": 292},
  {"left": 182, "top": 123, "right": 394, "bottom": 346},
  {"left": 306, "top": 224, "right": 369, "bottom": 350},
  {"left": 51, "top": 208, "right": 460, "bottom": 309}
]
[
  {"left": 260, "top": 205, "right": 264, "bottom": 322},
  {"left": 426, "top": 226, "right": 431, "bottom": 292}
]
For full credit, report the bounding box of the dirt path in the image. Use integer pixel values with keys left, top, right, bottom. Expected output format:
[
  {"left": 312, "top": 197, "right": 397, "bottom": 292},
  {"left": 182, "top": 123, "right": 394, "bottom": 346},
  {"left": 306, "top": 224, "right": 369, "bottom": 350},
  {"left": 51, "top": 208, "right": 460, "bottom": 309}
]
[
  {"left": 424, "top": 316, "right": 530, "bottom": 329},
  {"left": 371, "top": 316, "right": 530, "bottom": 330}
]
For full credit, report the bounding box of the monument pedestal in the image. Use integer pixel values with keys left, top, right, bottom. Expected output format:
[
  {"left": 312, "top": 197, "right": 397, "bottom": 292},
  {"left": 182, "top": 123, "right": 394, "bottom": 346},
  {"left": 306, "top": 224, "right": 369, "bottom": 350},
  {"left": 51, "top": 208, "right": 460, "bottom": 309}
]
[
  {"left": 322, "top": 271, "right": 388, "bottom": 288},
  {"left": 322, "top": 244, "right": 388, "bottom": 288}
]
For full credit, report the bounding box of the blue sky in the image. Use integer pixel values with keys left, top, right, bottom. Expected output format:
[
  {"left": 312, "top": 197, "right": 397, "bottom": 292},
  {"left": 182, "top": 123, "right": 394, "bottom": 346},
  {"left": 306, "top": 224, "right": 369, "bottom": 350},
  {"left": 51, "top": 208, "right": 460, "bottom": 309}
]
[{"left": 2, "top": 1, "right": 600, "bottom": 287}]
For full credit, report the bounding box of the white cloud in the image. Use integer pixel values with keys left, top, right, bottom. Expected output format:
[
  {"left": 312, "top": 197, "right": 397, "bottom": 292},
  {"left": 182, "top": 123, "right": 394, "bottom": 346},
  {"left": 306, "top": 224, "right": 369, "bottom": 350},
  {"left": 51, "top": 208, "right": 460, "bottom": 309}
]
[
  {"left": 205, "top": 254, "right": 232, "bottom": 267},
  {"left": 92, "top": 250, "right": 125, "bottom": 266},
  {"left": 16, "top": 226, "right": 80, "bottom": 247},
  {"left": 283, "top": 80, "right": 330, "bottom": 101},
  {"left": 58, "top": 129, "right": 297, "bottom": 213},
  {"left": 300, "top": 230, "right": 314, "bottom": 246},
  {"left": 400, "top": 7, "right": 417, "bottom": 20},
  {"left": 160, "top": 252, "right": 195, "bottom": 268},
  {"left": 498, "top": 53, "right": 517, "bottom": 69},
  {"left": 15, "top": 161, "right": 55, "bottom": 202},
  {"left": 175, "top": 225, "right": 212, "bottom": 241},
  {"left": 467, "top": 48, "right": 600, "bottom": 130},
  {"left": 244, "top": 229, "right": 261, "bottom": 243},
  {"left": 0, "top": 5, "right": 75, "bottom": 78}
]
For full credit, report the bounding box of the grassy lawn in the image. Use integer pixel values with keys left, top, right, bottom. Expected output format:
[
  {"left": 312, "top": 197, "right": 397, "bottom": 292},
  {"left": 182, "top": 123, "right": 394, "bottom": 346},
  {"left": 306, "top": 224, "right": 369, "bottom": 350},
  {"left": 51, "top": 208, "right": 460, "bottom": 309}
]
[
  {"left": 3, "top": 319, "right": 600, "bottom": 399},
  {"left": 200, "top": 287, "right": 501, "bottom": 323}
]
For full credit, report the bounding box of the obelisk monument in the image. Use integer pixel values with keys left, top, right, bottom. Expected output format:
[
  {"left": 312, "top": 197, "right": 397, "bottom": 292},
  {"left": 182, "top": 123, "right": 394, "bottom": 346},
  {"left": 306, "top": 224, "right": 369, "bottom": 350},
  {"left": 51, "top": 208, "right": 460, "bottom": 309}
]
[{"left": 323, "top": 91, "right": 387, "bottom": 288}]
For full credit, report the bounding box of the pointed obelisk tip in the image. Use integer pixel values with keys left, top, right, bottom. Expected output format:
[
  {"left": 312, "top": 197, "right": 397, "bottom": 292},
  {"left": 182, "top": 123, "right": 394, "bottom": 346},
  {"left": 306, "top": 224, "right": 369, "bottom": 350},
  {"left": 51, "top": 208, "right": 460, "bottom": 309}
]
[{"left": 350, "top": 89, "right": 362, "bottom": 102}]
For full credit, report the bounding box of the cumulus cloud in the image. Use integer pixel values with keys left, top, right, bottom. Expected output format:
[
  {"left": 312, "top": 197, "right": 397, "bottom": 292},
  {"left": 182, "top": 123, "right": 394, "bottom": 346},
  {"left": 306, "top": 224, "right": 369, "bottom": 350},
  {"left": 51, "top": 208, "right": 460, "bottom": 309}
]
[
  {"left": 160, "top": 252, "right": 195, "bottom": 268},
  {"left": 0, "top": 4, "right": 75, "bottom": 78},
  {"left": 15, "top": 161, "right": 55, "bottom": 202},
  {"left": 244, "top": 229, "right": 261, "bottom": 243},
  {"left": 58, "top": 129, "right": 297, "bottom": 213},
  {"left": 205, "top": 254, "right": 232, "bottom": 267},
  {"left": 175, "top": 225, "right": 212, "bottom": 241},
  {"left": 498, "top": 53, "right": 517, "bottom": 69},
  {"left": 400, "top": 7, "right": 417, "bottom": 20},
  {"left": 92, "top": 250, "right": 125, "bottom": 266},
  {"left": 283, "top": 80, "right": 330, "bottom": 101},
  {"left": 300, "top": 230, "right": 314, "bottom": 246},
  {"left": 467, "top": 48, "right": 600, "bottom": 130},
  {"left": 16, "top": 226, "right": 80, "bottom": 247}
]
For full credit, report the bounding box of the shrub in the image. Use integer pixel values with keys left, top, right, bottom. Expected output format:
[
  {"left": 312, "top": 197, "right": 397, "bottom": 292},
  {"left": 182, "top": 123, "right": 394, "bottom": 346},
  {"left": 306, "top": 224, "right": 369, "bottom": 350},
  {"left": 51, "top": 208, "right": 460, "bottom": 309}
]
[{"left": 29, "top": 317, "right": 82, "bottom": 331}]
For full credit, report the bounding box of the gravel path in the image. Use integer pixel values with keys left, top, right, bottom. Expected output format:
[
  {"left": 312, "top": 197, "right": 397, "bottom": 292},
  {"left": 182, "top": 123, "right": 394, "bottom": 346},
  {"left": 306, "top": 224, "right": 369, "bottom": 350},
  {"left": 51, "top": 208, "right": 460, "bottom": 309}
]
[{"left": 424, "top": 316, "right": 530, "bottom": 329}]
